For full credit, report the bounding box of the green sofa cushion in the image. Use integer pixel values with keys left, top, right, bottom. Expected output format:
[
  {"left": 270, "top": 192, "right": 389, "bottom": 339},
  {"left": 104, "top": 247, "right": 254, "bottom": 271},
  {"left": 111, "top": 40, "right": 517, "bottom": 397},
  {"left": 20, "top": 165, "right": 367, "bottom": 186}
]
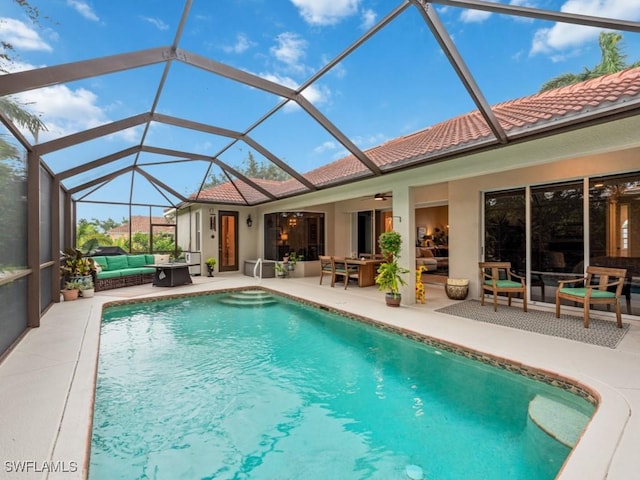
[
  {"left": 96, "top": 270, "right": 122, "bottom": 280},
  {"left": 106, "top": 255, "right": 129, "bottom": 270},
  {"left": 92, "top": 256, "right": 109, "bottom": 270},
  {"left": 125, "top": 267, "right": 155, "bottom": 275},
  {"left": 145, "top": 254, "right": 156, "bottom": 264},
  {"left": 560, "top": 287, "right": 615, "bottom": 298},
  {"left": 127, "top": 255, "right": 147, "bottom": 268}
]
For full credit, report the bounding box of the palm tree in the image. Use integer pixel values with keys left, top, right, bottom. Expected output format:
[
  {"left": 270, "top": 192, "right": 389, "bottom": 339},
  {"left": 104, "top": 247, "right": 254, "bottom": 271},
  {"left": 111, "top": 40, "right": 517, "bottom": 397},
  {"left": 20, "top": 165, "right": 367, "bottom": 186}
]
[{"left": 540, "top": 32, "right": 640, "bottom": 92}]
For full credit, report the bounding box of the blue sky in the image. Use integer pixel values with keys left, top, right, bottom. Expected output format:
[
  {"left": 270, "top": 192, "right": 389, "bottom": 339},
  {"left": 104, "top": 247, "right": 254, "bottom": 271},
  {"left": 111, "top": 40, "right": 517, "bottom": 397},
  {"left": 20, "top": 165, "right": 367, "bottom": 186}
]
[{"left": 1, "top": 0, "right": 640, "bottom": 221}]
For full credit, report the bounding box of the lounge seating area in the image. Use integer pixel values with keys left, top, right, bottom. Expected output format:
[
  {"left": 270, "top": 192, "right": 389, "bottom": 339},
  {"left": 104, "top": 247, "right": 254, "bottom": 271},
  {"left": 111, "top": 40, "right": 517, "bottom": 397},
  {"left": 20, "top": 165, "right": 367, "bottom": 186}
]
[
  {"left": 91, "top": 254, "right": 160, "bottom": 291},
  {"left": 416, "top": 247, "right": 449, "bottom": 274}
]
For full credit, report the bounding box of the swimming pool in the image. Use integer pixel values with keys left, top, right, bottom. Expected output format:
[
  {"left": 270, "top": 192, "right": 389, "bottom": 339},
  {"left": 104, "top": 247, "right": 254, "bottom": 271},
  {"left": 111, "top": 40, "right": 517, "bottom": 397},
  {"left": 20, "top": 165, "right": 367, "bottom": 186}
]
[{"left": 89, "top": 289, "right": 595, "bottom": 479}]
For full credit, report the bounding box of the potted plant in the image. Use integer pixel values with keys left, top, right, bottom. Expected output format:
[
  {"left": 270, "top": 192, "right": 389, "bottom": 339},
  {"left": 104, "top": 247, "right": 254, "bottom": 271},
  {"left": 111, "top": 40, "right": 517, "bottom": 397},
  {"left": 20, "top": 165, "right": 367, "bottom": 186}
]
[
  {"left": 205, "top": 257, "right": 217, "bottom": 277},
  {"left": 62, "top": 280, "right": 82, "bottom": 301},
  {"left": 275, "top": 262, "right": 287, "bottom": 278},
  {"left": 286, "top": 252, "right": 302, "bottom": 271},
  {"left": 79, "top": 278, "right": 95, "bottom": 298},
  {"left": 61, "top": 247, "right": 94, "bottom": 283},
  {"left": 375, "top": 231, "right": 409, "bottom": 307}
]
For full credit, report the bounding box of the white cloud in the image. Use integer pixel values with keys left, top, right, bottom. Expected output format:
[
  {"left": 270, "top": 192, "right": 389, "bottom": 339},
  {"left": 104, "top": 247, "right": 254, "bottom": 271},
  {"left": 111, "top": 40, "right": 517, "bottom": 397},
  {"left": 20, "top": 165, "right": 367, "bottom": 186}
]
[
  {"left": 361, "top": 9, "right": 377, "bottom": 29},
  {"left": 313, "top": 140, "right": 339, "bottom": 154},
  {"left": 222, "top": 33, "right": 256, "bottom": 54},
  {"left": 141, "top": 16, "right": 169, "bottom": 31},
  {"left": 66, "top": 0, "right": 99, "bottom": 22},
  {"left": 15, "top": 84, "right": 111, "bottom": 140},
  {"left": 259, "top": 72, "right": 331, "bottom": 111},
  {"left": 460, "top": 8, "right": 492, "bottom": 23},
  {"left": 0, "top": 17, "right": 52, "bottom": 52},
  {"left": 300, "top": 83, "right": 330, "bottom": 105},
  {"left": 2, "top": 61, "right": 133, "bottom": 142},
  {"left": 271, "top": 32, "right": 307, "bottom": 67},
  {"left": 290, "top": 0, "right": 360, "bottom": 26},
  {"left": 530, "top": 0, "right": 640, "bottom": 56}
]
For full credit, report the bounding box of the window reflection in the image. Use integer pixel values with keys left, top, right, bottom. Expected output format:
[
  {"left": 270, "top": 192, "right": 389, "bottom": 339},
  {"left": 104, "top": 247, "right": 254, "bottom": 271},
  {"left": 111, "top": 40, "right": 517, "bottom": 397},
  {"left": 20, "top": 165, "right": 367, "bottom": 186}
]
[
  {"left": 0, "top": 128, "right": 27, "bottom": 273},
  {"left": 589, "top": 174, "right": 640, "bottom": 315}
]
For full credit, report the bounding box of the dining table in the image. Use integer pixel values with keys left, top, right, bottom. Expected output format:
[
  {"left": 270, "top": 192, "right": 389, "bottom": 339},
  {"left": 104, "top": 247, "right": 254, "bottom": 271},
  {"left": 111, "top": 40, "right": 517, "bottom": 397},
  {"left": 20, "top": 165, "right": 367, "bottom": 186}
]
[{"left": 342, "top": 257, "right": 385, "bottom": 287}]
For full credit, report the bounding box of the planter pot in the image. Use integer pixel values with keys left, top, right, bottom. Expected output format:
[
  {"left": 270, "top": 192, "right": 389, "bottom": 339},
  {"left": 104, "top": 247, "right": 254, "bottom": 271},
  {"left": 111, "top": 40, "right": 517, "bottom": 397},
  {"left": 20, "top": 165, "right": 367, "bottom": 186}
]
[
  {"left": 385, "top": 292, "right": 401, "bottom": 307},
  {"left": 207, "top": 268, "right": 214, "bottom": 277},
  {"left": 80, "top": 288, "right": 95, "bottom": 298},
  {"left": 445, "top": 278, "right": 469, "bottom": 300},
  {"left": 70, "top": 275, "right": 93, "bottom": 289},
  {"left": 62, "top": 289, "right": 79, "bottom": 301}
]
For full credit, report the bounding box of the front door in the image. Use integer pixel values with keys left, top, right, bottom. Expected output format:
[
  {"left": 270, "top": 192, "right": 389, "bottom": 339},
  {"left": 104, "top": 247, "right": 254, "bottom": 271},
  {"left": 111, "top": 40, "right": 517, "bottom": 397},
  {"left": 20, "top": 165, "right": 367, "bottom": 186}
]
[{"left": 218, "top": 211, "right": 238, "bottom": 272}]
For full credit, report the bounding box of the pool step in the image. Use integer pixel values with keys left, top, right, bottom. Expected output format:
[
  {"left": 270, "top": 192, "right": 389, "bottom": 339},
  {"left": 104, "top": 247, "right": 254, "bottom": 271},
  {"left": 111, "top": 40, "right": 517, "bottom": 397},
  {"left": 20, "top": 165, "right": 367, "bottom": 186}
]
[
  {"left": 527, "top": 395, "right": 591, "bottom": 448},
  {"left": 219, "top": 289, "right": 277, "bottom": 306}
]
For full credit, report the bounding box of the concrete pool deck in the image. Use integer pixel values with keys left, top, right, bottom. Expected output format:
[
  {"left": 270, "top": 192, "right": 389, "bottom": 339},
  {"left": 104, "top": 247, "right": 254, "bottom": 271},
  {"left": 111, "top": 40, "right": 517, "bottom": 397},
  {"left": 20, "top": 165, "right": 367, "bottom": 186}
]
[{"left": 1, "top": 273, "right": 639, "bottom": 479}]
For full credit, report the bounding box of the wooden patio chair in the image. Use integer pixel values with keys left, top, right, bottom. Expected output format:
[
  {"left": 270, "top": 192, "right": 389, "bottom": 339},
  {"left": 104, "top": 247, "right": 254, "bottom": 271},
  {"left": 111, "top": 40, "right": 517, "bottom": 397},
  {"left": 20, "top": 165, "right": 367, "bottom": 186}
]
[
  {"left": 479, "top": 262, "right": 527, "bottom": 312},
  {"left": 319, "top": 255, "right": 334, "bottom": 286},
  {"left": 555, "top": 266, "right": 627, "bottom": 328},
  {"left": 332, "top": 257, "right": 360, "bottom": 289}
]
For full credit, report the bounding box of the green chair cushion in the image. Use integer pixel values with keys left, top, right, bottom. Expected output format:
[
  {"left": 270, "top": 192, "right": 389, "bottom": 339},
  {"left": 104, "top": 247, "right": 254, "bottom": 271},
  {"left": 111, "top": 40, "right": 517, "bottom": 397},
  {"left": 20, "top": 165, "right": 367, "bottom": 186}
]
[
  {"left": 126, "top": 255, "right": 147, "bottom": 268},
  {"left": 560, "top": 287, "right": 616, "bottom": 298},
  {"left": 145, "top": 254, "right": 156, "bottom": 264},
  {"left": 105, "top": 255, "right": 129, "bottom": 270},
  {"left": 484, "top": 280, "right": 522, "bottom": 288}
]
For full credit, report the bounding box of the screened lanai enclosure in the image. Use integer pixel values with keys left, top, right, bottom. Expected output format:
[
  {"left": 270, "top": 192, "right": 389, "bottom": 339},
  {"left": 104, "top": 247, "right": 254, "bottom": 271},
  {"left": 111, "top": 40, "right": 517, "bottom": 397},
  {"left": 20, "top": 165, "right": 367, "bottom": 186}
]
[{"left": 1, "top": 0, "right": 640, "bottom": 355}]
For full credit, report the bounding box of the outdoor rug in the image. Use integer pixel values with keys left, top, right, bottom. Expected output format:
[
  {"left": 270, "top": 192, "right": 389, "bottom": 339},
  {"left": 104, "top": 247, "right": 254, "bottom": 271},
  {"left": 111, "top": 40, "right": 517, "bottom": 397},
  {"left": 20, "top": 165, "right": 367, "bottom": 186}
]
[{"left": 435, "top": 300, "right": 629, "bottom": 349}]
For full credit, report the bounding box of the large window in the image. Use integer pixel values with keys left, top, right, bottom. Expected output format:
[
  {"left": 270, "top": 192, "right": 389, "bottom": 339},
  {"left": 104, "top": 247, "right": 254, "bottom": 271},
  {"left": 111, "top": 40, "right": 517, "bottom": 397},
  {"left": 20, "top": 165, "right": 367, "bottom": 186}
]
[
  {"left": 484, "top": 189, "right": 526, "bottom": 272},
  {"left": 531, "top": 181, "right": 584, "bottom": 275},
  {"left": 264, "top": 212, "right": 325, "bottom": 261},
  {"left": 589, "top": 174, "right": 640, "bottom": 315}
]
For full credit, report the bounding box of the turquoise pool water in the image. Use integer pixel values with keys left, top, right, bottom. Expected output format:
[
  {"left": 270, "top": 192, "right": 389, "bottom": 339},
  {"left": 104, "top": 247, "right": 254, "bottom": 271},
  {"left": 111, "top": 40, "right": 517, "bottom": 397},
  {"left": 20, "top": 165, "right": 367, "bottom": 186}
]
[{"left": 89, "top": 291, "right": 595, "bottom": 479}]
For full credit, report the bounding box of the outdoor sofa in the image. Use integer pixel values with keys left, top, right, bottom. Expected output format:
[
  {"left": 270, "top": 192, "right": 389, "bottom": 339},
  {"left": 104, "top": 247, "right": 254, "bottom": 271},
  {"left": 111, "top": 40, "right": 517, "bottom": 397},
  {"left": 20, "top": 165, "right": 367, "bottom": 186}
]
[{"left": 91, "top": 254, "right": 158, "bottom": 291}]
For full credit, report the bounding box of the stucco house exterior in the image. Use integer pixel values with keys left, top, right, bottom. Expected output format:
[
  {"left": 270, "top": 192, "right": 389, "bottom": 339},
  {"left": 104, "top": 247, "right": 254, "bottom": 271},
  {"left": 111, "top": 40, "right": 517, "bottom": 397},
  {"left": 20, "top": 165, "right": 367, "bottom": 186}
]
[{"left": 173, "top": 67, "right": 640, "bottom": 312}]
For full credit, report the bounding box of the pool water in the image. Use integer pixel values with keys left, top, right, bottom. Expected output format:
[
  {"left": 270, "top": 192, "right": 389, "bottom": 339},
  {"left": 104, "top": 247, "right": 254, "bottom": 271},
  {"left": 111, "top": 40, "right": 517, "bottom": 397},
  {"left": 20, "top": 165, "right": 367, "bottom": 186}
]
[{"left": 89, "top": 291, "right": 594, "bottom": 480}]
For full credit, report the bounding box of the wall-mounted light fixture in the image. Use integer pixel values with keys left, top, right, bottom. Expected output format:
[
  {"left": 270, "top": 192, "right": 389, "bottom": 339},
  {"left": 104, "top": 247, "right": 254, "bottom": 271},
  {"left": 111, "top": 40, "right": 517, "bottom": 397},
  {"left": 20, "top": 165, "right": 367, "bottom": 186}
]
[{"left": 246, "top": 214, "right": 253, "bottom": 228}]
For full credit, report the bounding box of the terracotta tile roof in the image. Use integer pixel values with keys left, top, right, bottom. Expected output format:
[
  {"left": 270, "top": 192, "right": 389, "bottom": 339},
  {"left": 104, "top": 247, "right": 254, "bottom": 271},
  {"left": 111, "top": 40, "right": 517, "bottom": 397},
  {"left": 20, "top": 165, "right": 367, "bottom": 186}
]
[
  {"left": 107, "top": 215, "right": 174, "bottom": 235},
  {"left": 307, "top": 66, "right": 640, "bottom": 179},
  {"left": 196, "top": 177, "right": 309, "bottom": 204},
  {"left": 192, "top": 67, "right": 640, "bottom": 203}
]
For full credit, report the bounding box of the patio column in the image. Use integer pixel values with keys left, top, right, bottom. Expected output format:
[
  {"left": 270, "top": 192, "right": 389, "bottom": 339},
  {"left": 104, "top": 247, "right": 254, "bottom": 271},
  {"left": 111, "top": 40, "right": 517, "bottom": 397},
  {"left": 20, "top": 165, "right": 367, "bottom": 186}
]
[{"left": 392, "top": 186, "right": 415, "bottom": 305}]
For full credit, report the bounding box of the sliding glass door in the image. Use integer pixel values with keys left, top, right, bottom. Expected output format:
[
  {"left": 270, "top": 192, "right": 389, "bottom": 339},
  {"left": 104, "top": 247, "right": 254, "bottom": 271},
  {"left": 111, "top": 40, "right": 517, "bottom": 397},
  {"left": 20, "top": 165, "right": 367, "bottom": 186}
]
[{"left": 484, "top": 173, "right": 639, "bottom": 315}]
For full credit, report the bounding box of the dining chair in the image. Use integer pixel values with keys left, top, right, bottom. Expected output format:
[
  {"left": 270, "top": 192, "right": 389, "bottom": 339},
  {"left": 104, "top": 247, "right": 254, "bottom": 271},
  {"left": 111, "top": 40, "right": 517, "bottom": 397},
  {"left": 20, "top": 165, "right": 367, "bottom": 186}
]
[
  {"left": 319, "top": 255, "right": 334, "bottom": 286},
  {"left": 555, "top": 266, "right": 627, "bottom": 328},
  {"left": 479, "top": 262, "right": 527, "bottom": 312},
  {"left": 332, "top": 257, "right": 360, "bottom": 289}
]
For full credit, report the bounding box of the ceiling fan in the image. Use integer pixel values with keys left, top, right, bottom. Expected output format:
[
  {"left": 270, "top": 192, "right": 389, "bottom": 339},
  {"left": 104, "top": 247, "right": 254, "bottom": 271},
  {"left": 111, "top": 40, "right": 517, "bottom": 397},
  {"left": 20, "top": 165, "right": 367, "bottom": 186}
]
[{"left": 373, "top": 192, "right": 392, "bottom": 201}]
